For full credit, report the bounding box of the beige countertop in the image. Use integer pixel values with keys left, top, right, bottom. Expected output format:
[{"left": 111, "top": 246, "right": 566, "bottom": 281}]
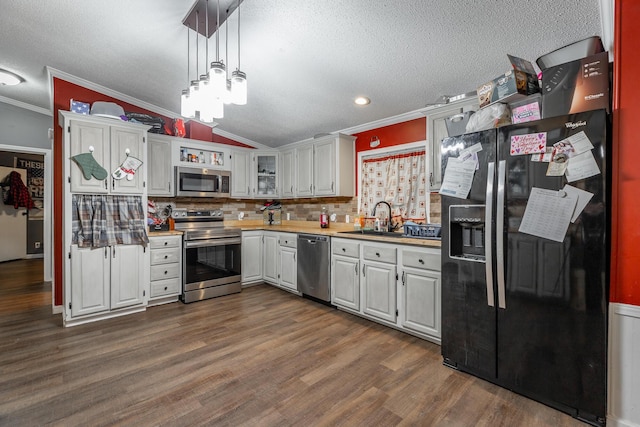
[
  {"left": 225, "top": 220, "right": 442, "bottom": 248},
  {"left": 147, "top": 230, "right": 183, "bottom": 237}
]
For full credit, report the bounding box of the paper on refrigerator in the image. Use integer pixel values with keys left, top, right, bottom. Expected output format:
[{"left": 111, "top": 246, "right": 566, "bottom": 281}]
[
  {"left": 565, "top": 151, "right": 600, "bottom": 182},
  {"left": 519, "top": 187, "right": 578, "bottom": 242},
  {"left": 562, "top": 184, "right": 594, "bottom": 223},
  {"left": 439, "top": 157, "right": 477, "bottom": 199}
]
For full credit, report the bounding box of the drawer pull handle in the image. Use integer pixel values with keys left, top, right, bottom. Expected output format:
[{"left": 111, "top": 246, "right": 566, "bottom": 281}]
[
  {"left": 164, "top": 242, "right": 168, "bottom": 246},
  {"left": 342, "top": 248, "right": 346, "bottom": 252},
  {"left": 164, "top": 255, "right": 168, "bottom": 259},
  {"left": 419, "top": 259, "right": 424, "bottom": 264},
  {"left": 164, "top": 271, "right": 168, "bottom": 275},
  {"left": 164, "top": 286, "right": 168, "bottom": 291},
  {"left": 376, "top": 252, "right": 380, "bottom": 257}
]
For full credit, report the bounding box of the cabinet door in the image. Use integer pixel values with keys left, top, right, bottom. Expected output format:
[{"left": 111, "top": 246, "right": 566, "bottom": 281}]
[
  {"left": 313, "top": 138, "right": 336, "bottom": 196},
  {"left": 242, "top": 232, "right": 263, "bottom": 283},
  {"left": 231, "top": 151, "right": 251, "bottom": 198},
  {"left": 254, "top": 152, "right": 278, "bottom": 198},
  {"left": 363, "top": 261, "right": 397, "bottom": 322},
  {"left": 262, "top": 233, "right": 279, "bottom": 284},
  {"left": 111, "top": 245, "right": 145, "bottom": 309},
  {"left": 110, "top": 126, "right": 145, "bottom": 194},
  {"left": 296, "top": 145, "right": 314, "bottom": 197},
  {"left": 332, "top": 254, "right": 359, "bottom": 310},
  {"left": 280, "top": 149, "right": 295, "bottom": 198},
  {"left": 69, "top": 120, "right": 110, "bottom": 194},
  {"left": 402, "top": 268, "right": 441, "bottom": 338},
  {"left": 278, "top": 246, "right": 297, "bottom": 290},
  {"left": 70, "top": 246, "right": 110, "bottom": 317},
  {"left": 147, "top": 137, "right": 173, "bottom": 196}
]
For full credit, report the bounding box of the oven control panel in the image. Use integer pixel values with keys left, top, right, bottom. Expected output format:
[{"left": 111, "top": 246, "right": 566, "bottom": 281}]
[{"left": 171, "top": 208, "right": 224, "bottom": 220}]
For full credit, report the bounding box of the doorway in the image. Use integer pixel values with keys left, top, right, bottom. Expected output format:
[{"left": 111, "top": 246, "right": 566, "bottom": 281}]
[{"left": 0, "top": 144, "right": 53, "bottom": 310}]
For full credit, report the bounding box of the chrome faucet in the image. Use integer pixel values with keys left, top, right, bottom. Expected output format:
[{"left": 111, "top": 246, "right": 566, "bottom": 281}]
[{"left": 372, "top": 201, "right": 394, "bottom": 233}]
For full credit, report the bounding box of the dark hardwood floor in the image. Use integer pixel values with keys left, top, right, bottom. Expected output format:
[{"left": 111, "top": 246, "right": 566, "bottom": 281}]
[{"left": 0, "top": 259, "right": 586, "bottom": 426}]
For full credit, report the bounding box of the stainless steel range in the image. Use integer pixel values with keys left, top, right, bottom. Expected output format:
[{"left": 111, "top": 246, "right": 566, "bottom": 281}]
[{"left": 172, "top": 208, "right": 241, "bottom": 303}]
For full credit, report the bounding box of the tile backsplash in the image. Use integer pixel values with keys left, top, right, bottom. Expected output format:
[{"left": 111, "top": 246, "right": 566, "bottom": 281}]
[{"left": 152, "top": 194, "right": 441, "bottom": 224}]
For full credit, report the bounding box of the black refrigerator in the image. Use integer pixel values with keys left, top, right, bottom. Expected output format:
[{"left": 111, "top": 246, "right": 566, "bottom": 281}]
[{"left": 440, "top": 109, "right": 608, "bottom": 426}]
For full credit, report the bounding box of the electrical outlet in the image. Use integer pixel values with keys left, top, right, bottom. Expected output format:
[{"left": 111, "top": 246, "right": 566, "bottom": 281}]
[{"left": 34, "top": 242, "right": 41, "bottom": 249}]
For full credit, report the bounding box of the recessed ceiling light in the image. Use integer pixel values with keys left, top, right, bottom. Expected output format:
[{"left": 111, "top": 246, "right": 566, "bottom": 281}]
[
  {"left": 0, "top": 68, "right": 23, "bottom": 86},
  {"left": 354, "top": 96, "right": 370, "bottom": 106}
]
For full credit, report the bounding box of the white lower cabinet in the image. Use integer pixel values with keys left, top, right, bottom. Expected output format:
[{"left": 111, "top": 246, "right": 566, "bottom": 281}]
[
  {"left": 330, "top": 237, "right": 442, "bottom": 344},
  {"left": 262, "top": 232, "right": 279, "bottom": 284},
  {"left": 241, "top": 231, "right": 263, "bottom": 285},
  {"left": 241, "top": 230, "right": 299, "bottom": 294},
  {"left": 68, "top": 244, "right": 146, "bottom": 322},
  {"left": 363, "top": 260, "right": 397, "bottom": 323},
  {"left": 332, "top": 254, "right": 360, "bottom": 310},
  {"left": 148, "top": 235, "right": 182, "bottom": 306}
]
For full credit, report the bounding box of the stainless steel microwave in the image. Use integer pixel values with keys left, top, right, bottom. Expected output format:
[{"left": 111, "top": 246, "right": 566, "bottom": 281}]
[{"left": 175, "top": 166, "right": 230, "bottom": 197}]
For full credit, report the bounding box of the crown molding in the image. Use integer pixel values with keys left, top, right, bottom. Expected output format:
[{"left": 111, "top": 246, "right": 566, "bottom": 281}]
[
  {"left": 0, "top": 95, "right": 52, "bottom": 117},
  {"left": 337, "top": 108, "right": 427, "bottom": 136},
  {"left": 212, "top": 127, "right": 265, "bottom": 149}
]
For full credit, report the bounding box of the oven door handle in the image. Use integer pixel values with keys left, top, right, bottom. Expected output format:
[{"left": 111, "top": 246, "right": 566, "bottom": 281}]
[{"left": 184, "top": 237, "right": 242, "bottom": 248}]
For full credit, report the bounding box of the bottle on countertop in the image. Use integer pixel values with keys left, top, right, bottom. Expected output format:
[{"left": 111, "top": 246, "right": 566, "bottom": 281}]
[{"left": 320, "top": 206, "right": 329, "bottom": 228}]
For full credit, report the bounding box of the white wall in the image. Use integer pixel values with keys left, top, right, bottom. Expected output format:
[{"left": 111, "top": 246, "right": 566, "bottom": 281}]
[
  {"left": 0, "top": 102, "right": 52, "bottom": 149},
  {"left": 608, "top": 303, "right": 640, "bottom": 427}
]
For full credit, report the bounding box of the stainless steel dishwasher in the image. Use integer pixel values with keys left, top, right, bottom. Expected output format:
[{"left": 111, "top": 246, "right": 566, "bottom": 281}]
[{"left": 297, "top": 234, "right": 331, "bottom": 302}]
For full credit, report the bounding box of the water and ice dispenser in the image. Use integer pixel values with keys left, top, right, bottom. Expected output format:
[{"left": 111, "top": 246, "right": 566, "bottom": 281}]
[{"left": 449, "top": 205, "right": 486, "bottom": 261}]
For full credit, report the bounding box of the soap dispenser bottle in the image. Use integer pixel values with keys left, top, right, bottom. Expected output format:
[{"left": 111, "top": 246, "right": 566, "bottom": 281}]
[{"left": 320, "top": 206, "right": 329, "bottom": 228}]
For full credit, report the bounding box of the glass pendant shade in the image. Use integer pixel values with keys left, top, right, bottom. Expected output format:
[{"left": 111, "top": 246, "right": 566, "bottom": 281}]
[
  {"left": 231, "top": 70, "right": 247, "bottom": 105},
  {"left": 180, "top": 89, "right": 195, "bottom": 118},
  {"left": 223, "top": 79, "right": 233, "bottom": 105},
  {"left": 209, "top": 61, "right": 227, "bottom": 98},
  {"left": 198, "top": 74, "right": 210, "bottom": 98},
  {"left": 189, "top": 80, "right": 200, "bottom": 110}
]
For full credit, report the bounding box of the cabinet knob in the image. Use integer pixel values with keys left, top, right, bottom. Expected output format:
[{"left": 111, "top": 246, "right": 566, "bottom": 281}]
[
  {"left": 164, "top": 271, "right": 168, "bottom": 275},
  {"left": 164, "top": 286, "right": 168, "bottom": 291},
  {"left": 342, "top": 247, "right": 345, "bottom": 252},
  {"left": 164, "top": 255, "right": 168, "bottom": 259},
  {"left": 164, "top": 242, "right": 168, "bottom": 246},
  {"left": 376, "top": 252, "right": 380, "bottom": 257},
  {"left": 419, "top": 259, "right": 424, "bottom": 264}
]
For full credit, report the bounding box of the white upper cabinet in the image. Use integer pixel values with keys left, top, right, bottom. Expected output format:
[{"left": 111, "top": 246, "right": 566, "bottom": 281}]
[
  {"left": 65, "top": 114, "right": 147, "bottom": 195},
  {"left": 295, "top": 144, "right": 314, "bottom": 197},
  {"left": 147, "top": 135, "right": 173, "bottom": 196},
  {"left": 230, "top": 150, "right": 252, "bottom": 198},
  {"left": 280, "top": 149, "right": 295, "bottom": 198},
  {"left": 253, "top": 152, "right": 279, "bottom": 198}
]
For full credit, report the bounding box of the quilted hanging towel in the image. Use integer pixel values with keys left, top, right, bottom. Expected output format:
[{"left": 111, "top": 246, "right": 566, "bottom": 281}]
[{"left": 1, "top": 171, "right": 35, "bottom": 210}]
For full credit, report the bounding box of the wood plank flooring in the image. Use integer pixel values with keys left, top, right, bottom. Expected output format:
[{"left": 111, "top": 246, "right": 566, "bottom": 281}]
[{"left": 0, "top": 259, "right": 587, "bottom": 426}]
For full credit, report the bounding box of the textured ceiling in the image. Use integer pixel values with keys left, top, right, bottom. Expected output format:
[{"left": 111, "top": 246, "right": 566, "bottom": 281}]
[{"left": 0, "top": 0, "right": 604, "bottom": 147}]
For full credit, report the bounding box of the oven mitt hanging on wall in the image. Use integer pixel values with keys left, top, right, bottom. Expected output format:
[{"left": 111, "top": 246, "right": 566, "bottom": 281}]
[
  {"left": 112, "top": 156, "right": 143, "bottom": 181},
  {"left": 71, "top": 152, "right": 108, "bottom": 180}
]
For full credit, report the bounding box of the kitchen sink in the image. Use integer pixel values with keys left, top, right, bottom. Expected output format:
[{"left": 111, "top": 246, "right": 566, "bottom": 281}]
[{"left": 338, "top": 230, "right": 407, "bottom": 238}]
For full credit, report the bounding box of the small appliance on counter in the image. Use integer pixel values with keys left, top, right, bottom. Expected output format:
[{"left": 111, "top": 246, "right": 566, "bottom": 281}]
[{"left": 261, "top": 200, "right": 281, "bottom": 225}]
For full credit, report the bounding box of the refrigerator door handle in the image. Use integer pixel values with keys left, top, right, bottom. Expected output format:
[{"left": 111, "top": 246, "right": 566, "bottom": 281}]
[
  {"left": 496, "top": 160, "right": 507, "bottom": 309},
  {"left": 485, "top": 162, "right": 495, "bottom": 307}
]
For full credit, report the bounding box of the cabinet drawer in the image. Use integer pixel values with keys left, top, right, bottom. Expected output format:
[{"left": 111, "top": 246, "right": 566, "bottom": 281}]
[
  {"left": 332, "top": 239, "right": 360, "bottom": 258},
  {"left": 280, "top": 234, "right": 297, "bottom": 249},
  {"left": 150, "top": 277, "right": 182, "bottom": 297},
  {"left": 363, "top": 245, "right": 396, "bottom": 264},
  {"left": 150, "top": 263, "right": 180, "bottom": 281},
  {"left": 150, "top": 247, "right": 180, "bottom": 265},
  {"left": 149, "top": 236, "right": 181, "bottom": 250},
  {"left": 402, "top": 249, "right": 440, "bottom": 270}
]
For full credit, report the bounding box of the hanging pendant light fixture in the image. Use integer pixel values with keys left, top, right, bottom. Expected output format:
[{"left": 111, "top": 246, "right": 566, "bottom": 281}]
[
  {"left": 231, "top": 0, "right": 247, "bottom": 105},
  {"left": 181, "top": 0, "right": 247, "bottom": 120}
]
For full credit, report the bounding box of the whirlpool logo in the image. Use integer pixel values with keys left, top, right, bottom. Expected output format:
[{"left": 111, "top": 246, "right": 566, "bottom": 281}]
[{"left": 565, "top": 120, "right": 587, "bottom": 130}]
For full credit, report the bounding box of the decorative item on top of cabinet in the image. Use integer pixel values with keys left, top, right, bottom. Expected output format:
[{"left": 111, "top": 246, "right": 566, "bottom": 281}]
[
  {"left": 426, "top": 97, "right": 478, "bottom": 191},
  {"left": 148, "top": 234, "right": 182, "bottom": 306}
]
